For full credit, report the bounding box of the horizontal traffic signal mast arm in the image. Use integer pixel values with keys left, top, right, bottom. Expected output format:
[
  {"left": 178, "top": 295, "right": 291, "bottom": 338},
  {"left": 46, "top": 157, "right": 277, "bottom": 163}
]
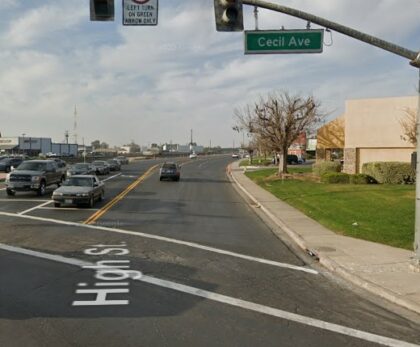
[{"left": 242, "top": 0, "right": 420, "bottom": 67}]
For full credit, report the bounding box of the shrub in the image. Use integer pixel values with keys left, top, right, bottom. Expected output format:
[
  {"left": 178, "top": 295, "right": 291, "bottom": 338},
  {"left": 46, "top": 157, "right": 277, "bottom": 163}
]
[
  {"left": 349, "top": 174, "right": 375, "bottom": 184},
  {"left": 362, "top": 162, "right": 415, "bottom": 184},
  {"left": 321, "top": 172, "right": 350, "bottom": 184},
  {"left": 312, "top": 161, "right": 341, "bottom": 176}
]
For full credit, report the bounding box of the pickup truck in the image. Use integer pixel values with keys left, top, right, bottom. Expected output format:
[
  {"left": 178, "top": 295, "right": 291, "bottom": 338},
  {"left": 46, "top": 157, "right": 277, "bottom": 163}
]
[{"left": 5, "top": 160, "right": 64, "bottom": 196}]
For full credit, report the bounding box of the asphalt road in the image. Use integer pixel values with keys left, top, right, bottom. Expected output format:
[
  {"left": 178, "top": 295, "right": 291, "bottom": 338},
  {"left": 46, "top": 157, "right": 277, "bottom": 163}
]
[{"left": 1, "top": 156, "right": 420, "bottom": 347}]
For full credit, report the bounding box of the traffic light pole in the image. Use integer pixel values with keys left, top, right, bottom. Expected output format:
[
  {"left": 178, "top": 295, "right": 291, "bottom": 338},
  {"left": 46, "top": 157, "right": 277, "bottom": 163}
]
[
  {"left": 415, "top": 69, "right": 420, "bottom": 267},
  {"left": 242, "top": 0, "right": 420, "bottom": 67},
  {"left": 242, "top": 0, "right": 420, "bottom": 264}
]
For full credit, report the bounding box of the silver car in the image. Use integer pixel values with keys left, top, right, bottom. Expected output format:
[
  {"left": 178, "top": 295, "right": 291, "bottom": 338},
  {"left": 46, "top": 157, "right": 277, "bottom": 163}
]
[
  {"left": 67, "top": 163, "right": 96, "bottom": 177},
  {"left": 52, "top": 175, "right": 104, "bottom": 208}
]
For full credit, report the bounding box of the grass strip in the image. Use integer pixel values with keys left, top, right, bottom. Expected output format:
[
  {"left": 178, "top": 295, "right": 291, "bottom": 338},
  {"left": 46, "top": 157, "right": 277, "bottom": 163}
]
[{"left": 246, "top": 169, "right": 414, "bottom": 250}]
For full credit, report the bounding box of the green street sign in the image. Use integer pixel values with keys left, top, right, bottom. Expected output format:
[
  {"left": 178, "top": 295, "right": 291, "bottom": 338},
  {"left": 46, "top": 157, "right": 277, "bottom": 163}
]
[{"left": 245, "top": 29, "right": 324, "bottom": 54}]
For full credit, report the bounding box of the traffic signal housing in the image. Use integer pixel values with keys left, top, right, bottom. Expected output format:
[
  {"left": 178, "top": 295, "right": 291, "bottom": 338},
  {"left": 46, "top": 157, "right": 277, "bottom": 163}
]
[
  {"left": 90, "top": 0, "right": 114, "bottom": 21},
  {"left": 214, "top": 0, "right": 244, "bottom": 32}
]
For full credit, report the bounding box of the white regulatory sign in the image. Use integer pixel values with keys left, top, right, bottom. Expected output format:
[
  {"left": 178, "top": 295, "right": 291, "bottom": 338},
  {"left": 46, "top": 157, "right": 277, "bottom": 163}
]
[{"left": 123, "top": 0, "right": 158, "bottom": 26}]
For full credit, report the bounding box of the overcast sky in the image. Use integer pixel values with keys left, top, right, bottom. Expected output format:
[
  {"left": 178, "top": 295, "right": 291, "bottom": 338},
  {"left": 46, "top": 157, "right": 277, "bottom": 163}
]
[{"left": 0, "top": 0, "right": 419, "bottom": 148}]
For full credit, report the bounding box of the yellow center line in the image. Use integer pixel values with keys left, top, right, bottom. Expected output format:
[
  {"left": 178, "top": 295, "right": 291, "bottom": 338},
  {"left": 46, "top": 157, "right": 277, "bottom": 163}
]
[{"left": 83, "top": 164, "right": 158, "bottom": 225}]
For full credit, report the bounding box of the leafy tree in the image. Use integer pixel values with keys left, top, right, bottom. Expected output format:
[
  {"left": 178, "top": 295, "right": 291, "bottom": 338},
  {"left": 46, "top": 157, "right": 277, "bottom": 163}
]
[{"left": 91, "top": 140, "right": 100, "bottom": 149}]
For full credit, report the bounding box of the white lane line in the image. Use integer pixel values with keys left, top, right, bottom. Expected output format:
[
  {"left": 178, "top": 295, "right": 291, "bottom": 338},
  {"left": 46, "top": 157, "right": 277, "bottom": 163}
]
[
  {"left": 0, "top": 211, "right": 317, "bottom": 275},
  {"left": 39, "top": 207, "right": 99, "bottom": 211},
  {"left": 0, "top": 243, "right": 417, "bottom": 347},
  {"left": 0, "top": 199, "right": 50, "bottom": 202},
  {"left": 198, "top": 159, "right": 211, "bottom": 169},
  {"left": 102, "top": 173, "right": 122, "bottom": 182},
  {"left": 17, "top": 201, "right": 53, "bottom": 215},
  {"left": 140, "top": 278, "right": 419, "bottom": 347},
  {"left": 0, "top": 243, "right": 90, "bottom": 267}
]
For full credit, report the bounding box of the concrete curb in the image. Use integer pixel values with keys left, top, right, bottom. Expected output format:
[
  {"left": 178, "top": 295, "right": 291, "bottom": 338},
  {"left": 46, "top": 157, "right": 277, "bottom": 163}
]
[
  {"left": 228, "top": 163, "right": 420, "bottom": 315},
  {"left": 228, "top": 164, "right": 309, "bottom": 253},
  {"left": 318, "top": 255, "right": 420, "bottom": 314}
]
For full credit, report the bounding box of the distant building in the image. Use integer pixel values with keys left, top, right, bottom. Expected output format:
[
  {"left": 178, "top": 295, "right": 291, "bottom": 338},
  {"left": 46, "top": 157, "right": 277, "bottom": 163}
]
[
  {"left": 120, "top": 143, "right": 140, "bottom": 154},
  {"left": 288, "top": 133, "right": 307, "bottom": 159},
  {"left": 162, "top": 143, "right": 204, "bottom": 154},
  {"left": 162, "top": 143, "right": 178, "bottom": 152},
  {"left": 0, "top": 136, "right": 77, "bottom": 156},
  {"left": 143, "top": 147, "right": 161, "bottom": 157},
  {"left": 92, "top": 148, "right": 117, "bottom": 155},
  {"left": 306, "top": 139, "right": 317, "bottom": 152}
]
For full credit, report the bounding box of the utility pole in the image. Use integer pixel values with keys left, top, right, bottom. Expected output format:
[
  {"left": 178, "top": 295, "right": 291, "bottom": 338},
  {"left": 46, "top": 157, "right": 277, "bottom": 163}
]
[
  {"left": 190, "top": 129, "right": 193, "bottom": 153},
  {"left": 73, "top": 105, "right": 78, "bottom": 145},
  {"left": 242, "top": 0, "right": 420, "bottom": 264},
  {"left": 82, "top": 137, "right": 86, "bottom": 163}
]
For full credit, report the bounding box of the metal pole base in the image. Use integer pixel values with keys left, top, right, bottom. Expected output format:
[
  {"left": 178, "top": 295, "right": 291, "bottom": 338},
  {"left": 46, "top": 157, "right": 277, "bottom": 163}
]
[{"left": 410, "top": 258, "right": 420, "bottom": 273}]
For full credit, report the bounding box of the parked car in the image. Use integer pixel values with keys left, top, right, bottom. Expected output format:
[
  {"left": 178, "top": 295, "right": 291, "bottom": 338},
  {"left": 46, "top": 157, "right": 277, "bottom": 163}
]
[
  {"left": 52, "top": 175, "right": 104, "bottom": 208},
  {"left": 107, "top": 159, "right": 121, "bottom": 171},
  {"left": 231, "top": 153, "right": 239, "bottom": 159},
  {"left": 0, "top": 157, "right": 23, "bottom": 173},
  {"left": 189, "top": 153, "right": 197, "bottom": 159},
  {"left": 67, "top": 163, "right": 96, "bottom": 177},
  {"left": 92, "top": 161, "right": 110, "bottom": 175},
  {"left": 5, "top": 160, "right": 63, "bottom": 196},
  {"left": 60, "top": 153, "right": 74, "bottom": 158},
  {"left": 297, "top": 156, "right": 306, "bottom": 164},
  {"left": 287, "top": 154, "right": 299, "bottom": 165},
  {"left": 52, "top": 158, "right": 68, "bottom": 178},
  {"left": 159, "top": 162, "right": 180, "bottom": 181},
  {"left": 116, "top": 156, "right": 129, "bottom": 165}
]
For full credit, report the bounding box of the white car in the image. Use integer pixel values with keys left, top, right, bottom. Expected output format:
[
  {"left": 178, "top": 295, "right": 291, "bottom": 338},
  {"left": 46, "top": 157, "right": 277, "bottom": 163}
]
[
  {"left": 189, "top": 153, "right": 197, "bottom": 159},
  {"left": 232, "top": 153, "right": 239, "bottom": 158}
]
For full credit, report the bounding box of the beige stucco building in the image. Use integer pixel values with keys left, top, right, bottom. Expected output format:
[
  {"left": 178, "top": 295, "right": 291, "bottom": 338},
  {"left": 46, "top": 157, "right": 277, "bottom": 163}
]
[{"left": 317, "top": 96, "right": 418, "bottom": 174}]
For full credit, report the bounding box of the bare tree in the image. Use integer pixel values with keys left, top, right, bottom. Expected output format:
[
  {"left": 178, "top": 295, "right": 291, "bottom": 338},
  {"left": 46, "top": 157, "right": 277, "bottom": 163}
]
[
  {"left": 252, "top": 133, "right": 272, "bottom": 159},
  {"left": 234, "top": 91, "right": 325, "bottom": 174},
  {"left": 399, "top": 107, "right": 417, "bottom": 145}
]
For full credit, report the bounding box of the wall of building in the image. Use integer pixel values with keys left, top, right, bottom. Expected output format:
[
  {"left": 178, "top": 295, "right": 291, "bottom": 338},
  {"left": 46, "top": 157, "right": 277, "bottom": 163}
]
[
  {"left": 19, "top": 137, "right": 52, "bottom": 153},
  {"left": 0, "top": 137, "right": 19, "bottom": 151},
  {"left": 51, "top": 143, "right": 78, "bottom": 156},
  {"left": 343, "top": 96, "right": 417, "bottom": 173},
  {"left": 358, "top": 148, "right": 414, "bottom": 168},
  {"left": 345, "top": 96, "right": 417, "bottom": 148},
  {"left": 288, "top": 133, "right": 307, "bottom": 158},
  {"left": 317, "top": 116, "right": 345, "bottom": 149},
  {"left": 316, "top": 115, "right": 345, "bottom": 161}
]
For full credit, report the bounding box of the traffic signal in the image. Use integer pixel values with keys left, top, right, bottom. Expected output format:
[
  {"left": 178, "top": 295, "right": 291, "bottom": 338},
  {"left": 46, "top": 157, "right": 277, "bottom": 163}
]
[
  {"left": 214, "top": 0, "right": 244, "bottom": 32},
  {"left": 90, "top": 0, "right": 114, "bottom": 21}
]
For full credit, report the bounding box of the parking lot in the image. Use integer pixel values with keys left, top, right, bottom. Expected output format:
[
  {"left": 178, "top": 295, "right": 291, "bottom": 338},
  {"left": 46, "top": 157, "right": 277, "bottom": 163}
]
[{"left": 0, "top": 159, "right": 163, "bottom": 224}]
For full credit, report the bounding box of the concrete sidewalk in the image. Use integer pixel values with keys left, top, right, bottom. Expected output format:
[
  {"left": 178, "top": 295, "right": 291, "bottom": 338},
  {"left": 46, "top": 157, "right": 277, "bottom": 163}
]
[{"left": 229, "top": 161, "right": 420, "bottom": 315}]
